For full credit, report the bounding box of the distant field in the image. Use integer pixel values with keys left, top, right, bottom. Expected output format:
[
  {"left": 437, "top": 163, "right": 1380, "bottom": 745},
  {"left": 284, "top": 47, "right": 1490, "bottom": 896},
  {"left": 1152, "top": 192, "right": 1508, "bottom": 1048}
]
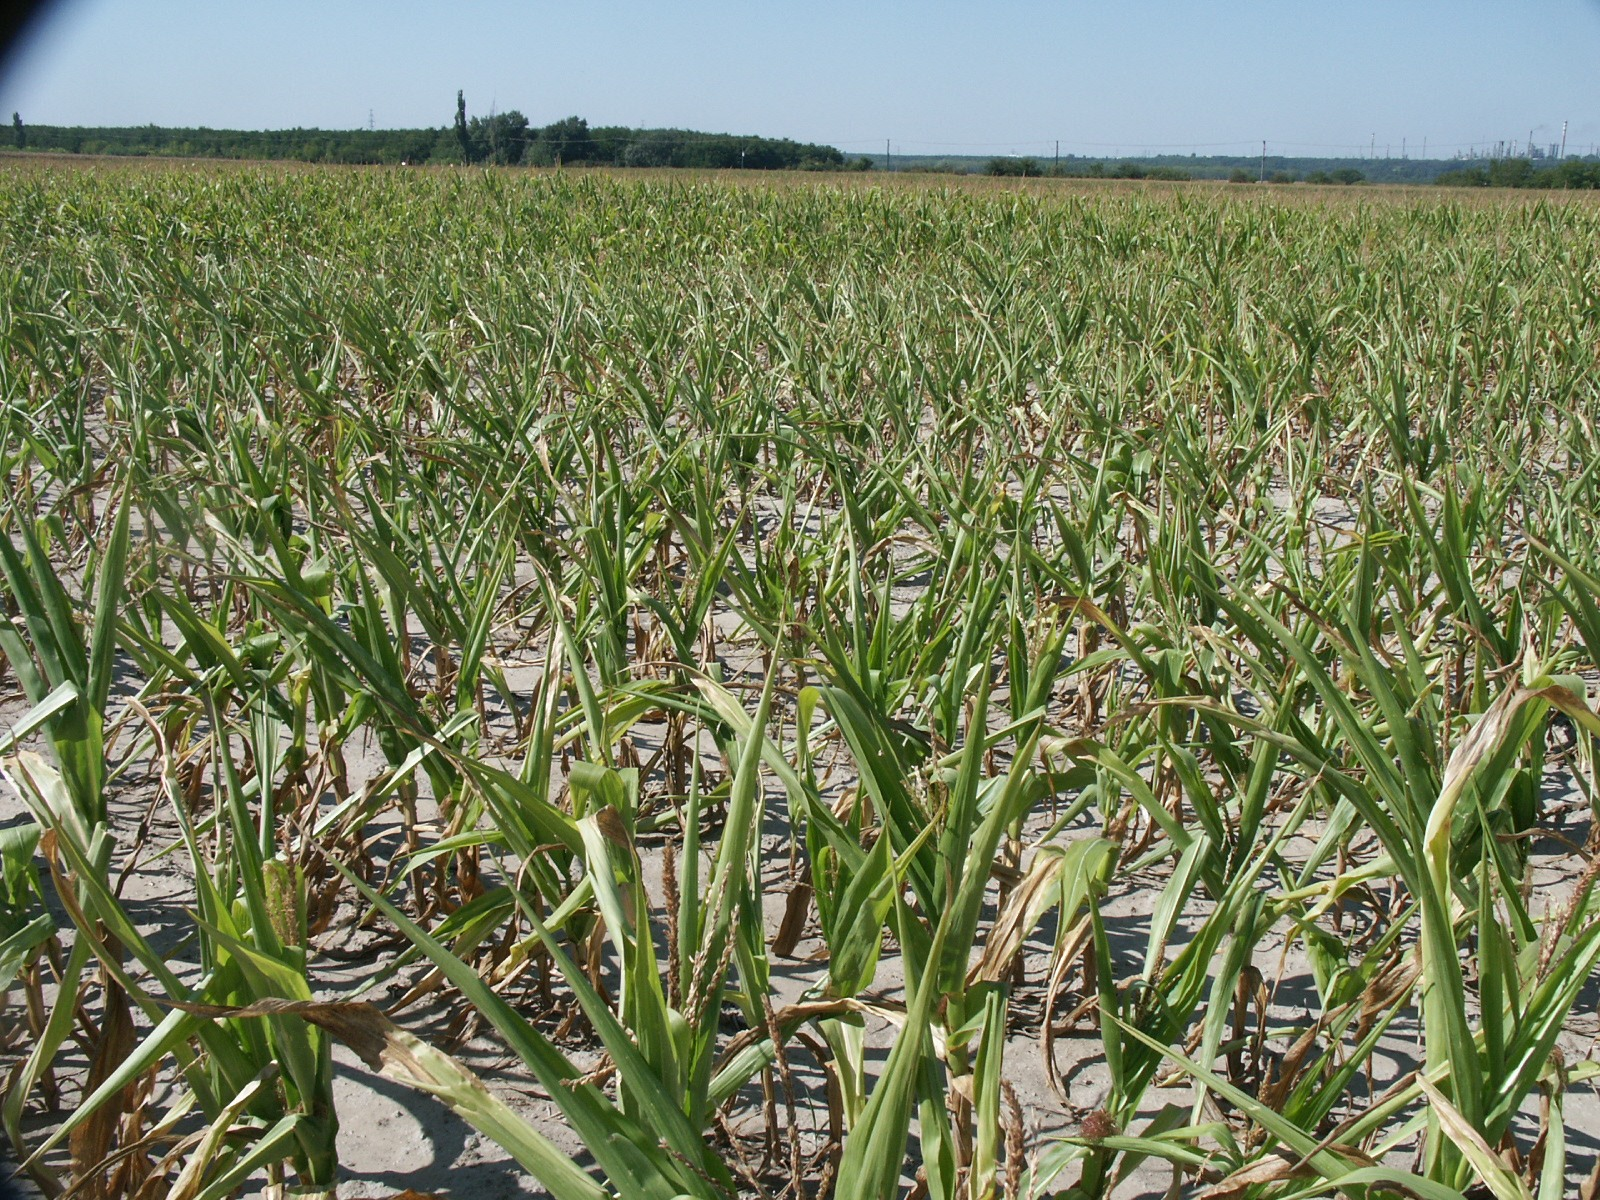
[
  {"left": 2, "top": 162, "right": 1599, "bottom": 1200},
  {"left": 8, "top": 148, "right": 1600, "bottom": 200}
]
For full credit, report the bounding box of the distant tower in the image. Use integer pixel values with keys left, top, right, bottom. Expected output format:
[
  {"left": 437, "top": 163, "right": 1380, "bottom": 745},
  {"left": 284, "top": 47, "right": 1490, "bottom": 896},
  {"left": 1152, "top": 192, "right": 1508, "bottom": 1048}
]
[{"left": 368, "top": 109, "right": 375, "bottom": 132}]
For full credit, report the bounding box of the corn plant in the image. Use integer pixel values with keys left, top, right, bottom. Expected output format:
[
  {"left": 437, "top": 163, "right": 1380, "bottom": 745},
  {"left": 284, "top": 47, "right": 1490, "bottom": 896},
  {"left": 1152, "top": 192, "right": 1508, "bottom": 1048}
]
[{"left": 2, "top": 163, "right": 1600, "bottom": 1199}]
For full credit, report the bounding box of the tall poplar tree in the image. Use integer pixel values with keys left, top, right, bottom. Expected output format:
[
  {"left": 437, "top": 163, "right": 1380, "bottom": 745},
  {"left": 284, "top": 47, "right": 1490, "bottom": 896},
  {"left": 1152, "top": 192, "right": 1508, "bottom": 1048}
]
[{"left": 453, "top": 92, "right": 470, "bottom": 162}]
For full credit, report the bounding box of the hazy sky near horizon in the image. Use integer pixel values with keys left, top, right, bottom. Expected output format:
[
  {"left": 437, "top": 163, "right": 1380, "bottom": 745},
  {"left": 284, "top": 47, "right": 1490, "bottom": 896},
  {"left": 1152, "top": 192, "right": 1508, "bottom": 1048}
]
[{"left": 2, "top": 0, "right": 1598, "bottom": 158}]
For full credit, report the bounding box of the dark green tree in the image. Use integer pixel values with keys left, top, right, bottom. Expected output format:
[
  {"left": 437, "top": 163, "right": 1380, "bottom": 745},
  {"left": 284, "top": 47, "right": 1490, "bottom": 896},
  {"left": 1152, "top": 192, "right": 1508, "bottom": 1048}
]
[
  {"left": 467, "top": 110, "right": 530, "bottom": 165},
  {"left": 539, "top": 116, "right": 594, "bottom": 166},
  {"left": 11, "top": 113, "right": 22, "bottom": 149},
  {"left": 985, "top": 156, "right": 1041, "bottom": 177},
  {"left": 1549, "top": 159, "right": 1600, "bottom": 189},
  {"left": 1488, "top": 158, "right": 1534, "bottom": 188},
  {"left": 619, "top": 130, "right": 676, "bottom": 168},
  {"left": 454, "top": 91, "right": 471, "bottom": 161}
]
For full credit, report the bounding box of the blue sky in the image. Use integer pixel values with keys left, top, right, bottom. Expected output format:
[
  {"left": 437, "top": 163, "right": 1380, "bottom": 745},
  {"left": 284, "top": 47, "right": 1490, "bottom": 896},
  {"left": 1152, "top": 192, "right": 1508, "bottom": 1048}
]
[{"left": 3, "top": 0, "right": 1598, "bottom": 158}]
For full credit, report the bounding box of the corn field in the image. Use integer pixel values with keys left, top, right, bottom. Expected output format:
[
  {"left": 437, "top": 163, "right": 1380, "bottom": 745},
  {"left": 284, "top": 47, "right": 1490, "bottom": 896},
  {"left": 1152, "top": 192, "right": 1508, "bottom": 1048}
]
[{"left": 2, "top": 163, "right": 1600, "bottom": 1200}]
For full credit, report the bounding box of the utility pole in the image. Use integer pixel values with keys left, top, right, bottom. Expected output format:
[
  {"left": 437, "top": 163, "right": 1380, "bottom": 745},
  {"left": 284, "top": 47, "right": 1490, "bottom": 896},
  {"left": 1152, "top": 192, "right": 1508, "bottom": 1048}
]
[
  {"left": 1528, "top": 129, "right": 1534, "bottom": 158},
  {"left": 885, "top": 138, "right": 891, "bottom": 174},
  {"left": 1370, "top": 133, "right": 1375, "bottom": 159},
  {"left": 1054, "top": 139, "right": 1059, "bottom": 171},
  {"left": 1402, "top": 137, "right": 1406, "bottom": 159},
  {"left": 1260, "top": 140, "right": 1266, "bottom": 182},
  {"left": 1422, "top": 136, "right": 1426, "bottom": 160}
]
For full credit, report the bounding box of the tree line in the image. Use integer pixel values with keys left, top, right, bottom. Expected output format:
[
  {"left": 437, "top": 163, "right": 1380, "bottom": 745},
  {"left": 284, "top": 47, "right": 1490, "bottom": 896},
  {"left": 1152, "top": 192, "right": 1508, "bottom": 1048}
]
[
  {"left": 1435, "top": 157, "right": 1600, "bottom": 190},
  {"left": 979, "top": 158, "right": 1369, "bottom": 184},
  {"left": 444, "top": 96, "right": 847, "bottom": 169},
  {"left": 3, "top": 99, "right": 847, "bottom": 170},
  {"left": 979, "top": 153, "right": 1599, "bottom": 188},
  {"left": 15, "top": 105, "right": 1593, "bottom": 187}
]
